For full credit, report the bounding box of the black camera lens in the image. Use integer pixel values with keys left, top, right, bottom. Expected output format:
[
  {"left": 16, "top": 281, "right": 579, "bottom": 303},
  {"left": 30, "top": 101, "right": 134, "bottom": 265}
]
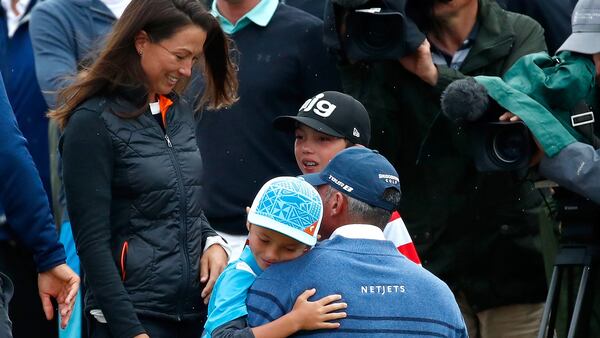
[
  {"left": 345, "top": 11, "right": 407, "bottom": 60},
  {"left": 491, "top": 127, "right": 528, "bottom": 164},
  {"left": 355, "top": 16, "right": 396, "bottom": 52}
]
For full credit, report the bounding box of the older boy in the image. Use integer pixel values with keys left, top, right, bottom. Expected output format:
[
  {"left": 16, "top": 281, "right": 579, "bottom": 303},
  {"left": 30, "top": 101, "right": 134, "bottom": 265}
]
[{"left": 273, "top": 91, "right": 421, "bottom": 264}]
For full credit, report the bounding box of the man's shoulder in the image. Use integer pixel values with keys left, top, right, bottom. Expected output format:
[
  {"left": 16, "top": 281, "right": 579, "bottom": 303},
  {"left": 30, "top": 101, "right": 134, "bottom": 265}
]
[
  {"left": 270, "top": 3, "right": 322, "bottom": 29},
  {"left": 33, "top": 0, "right": 83, "bottom": 15},
  {"left": 481, "top": 0, "right": 542, "bottom": 32}
]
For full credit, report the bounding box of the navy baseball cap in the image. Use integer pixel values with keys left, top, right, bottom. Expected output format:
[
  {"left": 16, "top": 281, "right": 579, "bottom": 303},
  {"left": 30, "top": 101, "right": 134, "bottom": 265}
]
[
  {"left": 273, "top": 91, "right": 371, "bottom": 146},
  {"left": 301, "top": 147, "right": 401, "bottom": 211}
]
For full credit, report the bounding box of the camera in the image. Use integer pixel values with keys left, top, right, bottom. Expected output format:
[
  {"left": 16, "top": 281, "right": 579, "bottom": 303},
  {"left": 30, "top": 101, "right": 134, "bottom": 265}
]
[
  {"left": 324, "top": 0, "right": 425, "bottom": 61},
  {"left": 441, "top": 78, "right": 534, "bottom": 172}
]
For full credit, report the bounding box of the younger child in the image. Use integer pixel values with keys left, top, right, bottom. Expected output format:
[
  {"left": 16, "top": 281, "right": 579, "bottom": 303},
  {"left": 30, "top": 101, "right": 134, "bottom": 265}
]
[
  {"left": 204, "top": 176, "right": 347, "bottom": 338},
  {"left": 274, "top": 91, "right": 421, "bottom": 264}
]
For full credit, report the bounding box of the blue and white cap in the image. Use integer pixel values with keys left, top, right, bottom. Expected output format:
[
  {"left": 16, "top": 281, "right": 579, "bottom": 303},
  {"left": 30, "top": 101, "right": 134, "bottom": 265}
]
[{"left": 248, "top": 177, "right": 323, "bottom": 246}]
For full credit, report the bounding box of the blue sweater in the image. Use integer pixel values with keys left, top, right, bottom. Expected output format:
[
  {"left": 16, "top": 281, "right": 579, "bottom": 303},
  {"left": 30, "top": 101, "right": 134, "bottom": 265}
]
[
  {"left": 1, "top": 0, "right": 51, "bottom": 204},
  {"left": 195, "top": 3, "right": 341, "bottom": 234},
  {"left": 0, "top": 73, "right": 65, "bottom": 272},
  {"left": 247, "top": 236, "right": 467, "bottom": 337}
]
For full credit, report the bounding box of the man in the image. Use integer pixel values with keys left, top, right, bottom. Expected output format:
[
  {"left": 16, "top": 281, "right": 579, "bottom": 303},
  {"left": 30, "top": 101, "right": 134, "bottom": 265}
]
[
  {"left": 246, "top": 147, "right": 467, "bottom": 337},
  {"left": 196, "top": 0, "right": 340, "bottom": 259},
  {"left": 0, "top": 73, "right": 80, "bottom": 338},
  {"left": 338, "top": 0, "right": 551, "bottom": 336},
  {"left": 30, "top": 0, "right": 131, "bottom": 227}
]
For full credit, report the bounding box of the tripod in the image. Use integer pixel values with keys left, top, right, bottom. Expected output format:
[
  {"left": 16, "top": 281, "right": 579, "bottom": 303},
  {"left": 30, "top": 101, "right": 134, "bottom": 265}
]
[
  {"left": 537, "top": 186, "right": 600, "bottom": 338},
  {"left": 537, "top": 241, "right": 597, "bottom": 338}
]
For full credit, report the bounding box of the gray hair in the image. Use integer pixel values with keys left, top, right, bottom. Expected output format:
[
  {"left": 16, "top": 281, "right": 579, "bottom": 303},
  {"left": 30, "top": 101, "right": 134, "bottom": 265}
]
[{"left": 323, "top": 185, "right": 400, "bottom": 229}]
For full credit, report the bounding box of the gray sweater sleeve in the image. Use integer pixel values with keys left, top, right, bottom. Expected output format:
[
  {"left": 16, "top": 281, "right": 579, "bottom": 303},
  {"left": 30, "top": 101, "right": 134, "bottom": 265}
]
[
  {"left": 211, "top": 316, "right": 255, "bottom": 338},
  {"left": 539, "top": 142, "right": 600, "bottom": 204}
]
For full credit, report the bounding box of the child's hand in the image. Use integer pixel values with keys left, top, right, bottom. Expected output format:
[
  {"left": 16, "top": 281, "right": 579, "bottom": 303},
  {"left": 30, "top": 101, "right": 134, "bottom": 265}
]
[{"left": 290, "top": 288, "right": 347, "bottom": 331}]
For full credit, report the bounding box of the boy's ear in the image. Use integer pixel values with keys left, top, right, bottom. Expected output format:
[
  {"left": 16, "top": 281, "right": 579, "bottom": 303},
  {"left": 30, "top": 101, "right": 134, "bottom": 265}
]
[{"left": 246, "top": 221, "right": 251, "bottom": 232}]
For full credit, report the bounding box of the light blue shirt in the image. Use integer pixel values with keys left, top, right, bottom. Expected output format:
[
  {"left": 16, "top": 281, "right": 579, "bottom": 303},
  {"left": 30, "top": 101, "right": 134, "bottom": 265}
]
[
  {"left": 204, "top": 246, "right": 263, "bottom": 337},
  {"left": 211, "top": 0, "right": 279, "bottom": 34}
]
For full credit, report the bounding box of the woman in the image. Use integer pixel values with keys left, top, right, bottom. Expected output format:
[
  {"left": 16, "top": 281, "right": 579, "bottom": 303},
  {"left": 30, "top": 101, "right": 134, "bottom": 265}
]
[{"left": 51, "top": 0, "right": 238, "bottom": 337}]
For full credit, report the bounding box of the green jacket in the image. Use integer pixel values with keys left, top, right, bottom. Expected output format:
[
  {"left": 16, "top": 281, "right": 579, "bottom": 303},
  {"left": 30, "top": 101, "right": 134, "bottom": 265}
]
[{"left": 340, "top": 0, "right": 551, "bottom": 311}]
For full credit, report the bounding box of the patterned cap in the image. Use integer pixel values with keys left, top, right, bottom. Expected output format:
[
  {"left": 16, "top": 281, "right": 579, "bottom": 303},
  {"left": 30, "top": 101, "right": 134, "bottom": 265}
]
[{"left": 248, "top": 177, "right": 323, "bottom": 246}]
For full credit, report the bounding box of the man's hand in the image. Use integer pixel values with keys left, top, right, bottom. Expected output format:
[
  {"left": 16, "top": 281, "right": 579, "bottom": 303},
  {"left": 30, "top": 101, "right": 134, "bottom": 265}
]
[
  {"left": 399, "top": 39, "right": 438, "bottom": 86},
  {"left": 499, "top": 112, "right": 544, "bottom": 166},
  {"left": 200, "top": 244, "right": 228, "bottom": 304},
  {"left": 38, "top": 263, "right": 80, "bottom": 329}
]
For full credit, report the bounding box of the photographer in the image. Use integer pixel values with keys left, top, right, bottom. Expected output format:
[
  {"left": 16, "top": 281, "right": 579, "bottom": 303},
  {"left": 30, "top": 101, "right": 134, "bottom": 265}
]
[
  {"left": 537, "top": 16, "right": 600, "bottom": 204},
  {"left": 332, "top": 0, "right": 550, "bottom": 337}
]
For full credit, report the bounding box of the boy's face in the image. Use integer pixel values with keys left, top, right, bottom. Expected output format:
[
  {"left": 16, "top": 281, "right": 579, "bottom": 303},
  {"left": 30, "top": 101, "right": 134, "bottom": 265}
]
[
  {"left": 294, "top": 124, "right": 348, "bottom": 174},
  {"left": 246, "top": 223, "right": 308, "bottom": 270}
]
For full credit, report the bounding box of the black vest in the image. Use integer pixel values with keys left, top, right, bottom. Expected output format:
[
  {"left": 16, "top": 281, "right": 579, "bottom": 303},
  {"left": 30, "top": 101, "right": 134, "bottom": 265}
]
[{"left": 80, "top": 91, "right": 209, "bottom": 321}]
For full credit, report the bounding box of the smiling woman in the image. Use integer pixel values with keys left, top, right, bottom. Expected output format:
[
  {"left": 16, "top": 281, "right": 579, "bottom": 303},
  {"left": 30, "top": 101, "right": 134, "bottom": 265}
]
[
  {"left": 49, "top": 1, "right": 238, "bottom": 337},
  {"left": 135, "top": 25, "right": 207, "bottom": 100}
]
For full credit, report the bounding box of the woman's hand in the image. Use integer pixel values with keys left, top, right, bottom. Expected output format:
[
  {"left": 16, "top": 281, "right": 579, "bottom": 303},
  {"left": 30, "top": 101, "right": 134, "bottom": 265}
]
[{"left": 200, "top": 244, "right": 228, "bottom": 304}]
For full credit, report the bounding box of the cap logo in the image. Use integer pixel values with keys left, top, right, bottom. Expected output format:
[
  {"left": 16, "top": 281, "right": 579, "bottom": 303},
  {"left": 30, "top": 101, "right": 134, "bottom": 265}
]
[
  {"left": 304, "top": 221, "right": 318, "bottom": 236},
  {"left": 379, "top": 174, "right": 399, "bottom": 185},
  {"left": 353, "top": 128, "right": 360, "bottom": 138},
  {"left": 300, "top": 93, "right": 337, "bottom": 117},
  {"left": 328, "top": 174, "right": 354, "bottom": 192}
]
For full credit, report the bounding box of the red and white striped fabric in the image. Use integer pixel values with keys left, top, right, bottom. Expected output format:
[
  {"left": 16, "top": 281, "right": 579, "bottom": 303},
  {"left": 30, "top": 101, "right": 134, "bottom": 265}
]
[{"left": 383, "top": 211, "right": 422, "bottom": 265}]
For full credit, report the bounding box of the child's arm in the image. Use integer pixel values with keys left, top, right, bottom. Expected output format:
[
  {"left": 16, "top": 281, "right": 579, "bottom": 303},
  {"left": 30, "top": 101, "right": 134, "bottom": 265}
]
[{"left": 251, "top": 288, "right": 347, "bottom": 338}]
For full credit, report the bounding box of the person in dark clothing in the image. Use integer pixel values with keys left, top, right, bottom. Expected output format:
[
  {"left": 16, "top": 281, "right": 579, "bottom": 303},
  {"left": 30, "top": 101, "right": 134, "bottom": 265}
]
[
  {"left": 52, "top": 0, "right": 238, "bottom": 337},
  {"left": 0, "top": 72, "right": 80, "bottom": 338},
  {"left": 282, "top": 0, "right": 324, "bottom": 18}
]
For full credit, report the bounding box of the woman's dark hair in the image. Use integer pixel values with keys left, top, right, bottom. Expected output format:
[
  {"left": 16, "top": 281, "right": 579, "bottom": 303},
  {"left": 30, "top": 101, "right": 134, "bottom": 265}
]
[{"left": 50, "top": 0, "right": 238, "bottom": 129}]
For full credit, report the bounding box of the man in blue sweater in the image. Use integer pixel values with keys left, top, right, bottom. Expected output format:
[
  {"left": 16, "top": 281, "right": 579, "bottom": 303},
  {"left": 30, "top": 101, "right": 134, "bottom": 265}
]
[
  {"left": 0, "top": 73, "right": 80, "bottom": 337},
  {"left": 246, "top": 147, "right": 467, "bottom": 337}
]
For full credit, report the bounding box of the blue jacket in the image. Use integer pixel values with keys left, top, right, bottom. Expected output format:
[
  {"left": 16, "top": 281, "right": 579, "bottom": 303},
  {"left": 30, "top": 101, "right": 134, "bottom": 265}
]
[
  {"left": 0, "top": 73, "right": 65, "bottom": 272},
  {"left": 1, "top": 0, "right": 51, "bottom": 203},
  {"left": 30, "top": 0, "right": 116, "bottom": 109}
]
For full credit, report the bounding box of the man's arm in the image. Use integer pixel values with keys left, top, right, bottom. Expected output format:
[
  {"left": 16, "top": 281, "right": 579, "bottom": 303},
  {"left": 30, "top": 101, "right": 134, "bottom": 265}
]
[
  {"left": 30, "top": 2, "right": 80, "bottom": 108},
  {"left": 0, "top": 74, "right": 79, "bottom": 328},
  {"left": 540, "top": 142, "right": 600, "bottom": 204},
  {"left": 0, "top": 76, "right": 65, "bottom": 273}
]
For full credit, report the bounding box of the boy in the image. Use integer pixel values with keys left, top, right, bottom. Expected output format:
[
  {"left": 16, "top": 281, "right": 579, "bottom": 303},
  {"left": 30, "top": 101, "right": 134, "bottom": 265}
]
[
  {"left": 273, "top": 91, "right": 421, "bottom": 264},
  {"left": 204, "top": 176, "right": 347, "bottom": 338}
]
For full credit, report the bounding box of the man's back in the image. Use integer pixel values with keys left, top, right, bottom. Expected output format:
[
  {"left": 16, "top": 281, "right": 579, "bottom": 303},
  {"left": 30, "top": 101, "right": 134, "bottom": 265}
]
[{"left": 247, "top": 236, "right": 467, "bottom": 337}]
